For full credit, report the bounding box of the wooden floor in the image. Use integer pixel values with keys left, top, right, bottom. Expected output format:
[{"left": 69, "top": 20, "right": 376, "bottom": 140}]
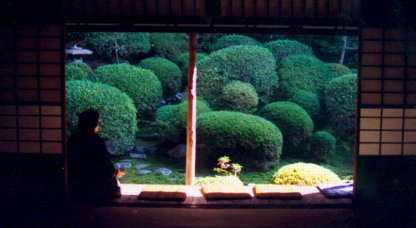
[{"left": 109, "top": 184, "right": 353, "bottom": 208}]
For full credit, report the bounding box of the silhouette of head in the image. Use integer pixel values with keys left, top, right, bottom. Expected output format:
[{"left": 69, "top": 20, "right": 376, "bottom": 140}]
[{"left": 77, "top": 110, "right": 99, "bottom": 132}]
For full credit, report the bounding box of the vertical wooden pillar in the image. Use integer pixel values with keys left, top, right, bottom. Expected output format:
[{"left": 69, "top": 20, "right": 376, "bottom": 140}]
[{"left": 185, "top": 33, "right": 197, "bottom": 185}]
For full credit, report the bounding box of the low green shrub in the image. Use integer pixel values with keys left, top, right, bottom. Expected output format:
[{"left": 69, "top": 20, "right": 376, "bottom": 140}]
[
  {"left": 177, "top": 52, "right": 208, "bottom": 85},
  {"left": 324, "top": 74, "right": 357, "bottom": 139},
  {"left": 287, "top": 89, "right": 321, "bottom": 118},
  {"left": 138, "top": 57, "right": 182, "bottom": 98},
  {"left": 65, "top": 65, "right": 89, "bottom": 81},
  {"left": 271, "top": 162, "right": 342, "bottom": 185},
  {"left": 210, "top": 35, "right": 261, "bottom": 52},
  {"left": 150, "top": 33, "right": 188, "bottom": 62},
  {"left": 259, "top": 101, "right": 314, "bottom": 153},
  {"left": 93, "top": 64, "right": 163, "bottom": 117},
  {"left": 264, "top": 39, "right": 313, "bottom": 64},
  {"left": 326, "top": 63, "right": 351, "bottom": 78},
  {"left": 198, "top": 45, "right": 278, "bottom": 106},
  {"left": 195, "top": 175, "right": 244, "bottom": 187},
  {"left": 220, "top": 81, "right": 259, "bottom": 113},
  {"left": 67, "top": 61, "right": 93, "bottom": 78},
  {"left": 197, "top": 111, "right": 283, "bottom": 170},
  {"left": 309, "top": 131, "right": 336, "bottom": 161},
  {"left": 66, "top": 80, "right": 138, "bottom": 155}
]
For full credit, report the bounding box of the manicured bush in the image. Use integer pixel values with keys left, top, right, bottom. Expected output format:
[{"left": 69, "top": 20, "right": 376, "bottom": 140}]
[
  {"left": 259, "top": 101, "right": 314, "bottom": 151},
  {"left": 65, "top": 65, "right": 89, "bottom": 81},
  {"left": 309, "top": 131, "right": 336, "bottom": 161},
  {"left": 85, "top": 32, "right": 151, "bottom": 60},
  {"left": 326, "top": 63, "right": 351, "bottom": 78},
  {"left": 287, "top": 89, "right": 321, "bottom": 118},
  {"left": 138, "top": 57, "right": 182, "bottom": 98},
  {"left": 156, "top": 99, "right": 212, "bottom": 145},
  {"left": 324, "top": 74, "right": 357, "bottom": 139},
  {"left": 66, "top": 80, "right": 138, "bottom": 155},
  {"left": 264, "top": 39, "right": 313, "bottom": 64},
  {"left": 210, "top": 35, "right": 261, "bottom": 52},
  {"left": 177, "top": 52, "right": 208, "bottom": 85},
  {"left": 197, "top": 111, "right": 283, "bottom": 170},
  {"left": 195, "top": 175, "right": 244, "bottom": 187},
  {"left": 93, "top": 64, "right": 163, "bottom": 117},
  {"left": 219, "top": 81, "right": 259, "bottom": 113},
  {"left": 272, "top": 162, "right": 342, "bottom": 186},
  {"left": 67, "top": 61, "right": 93, "bottom": 78},
  {"left": 150, "top": 33, "right": 188, "bottom": 62},
  {"left": 198, "top": 45, "right": 278, "bottom": 107}
]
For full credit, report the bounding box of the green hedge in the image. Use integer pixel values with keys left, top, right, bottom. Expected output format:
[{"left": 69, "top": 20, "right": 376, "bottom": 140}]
[
  {"left": 210, "top": 35, "right": 261, "bottom": 52},
  {"left": 67, "top": 61, "right": 93, "bottom": 78},
  {"left": 309, "top": 131, "right": 336, "bottom": 161},
  {"left": 324, "top": 74, "right": 357, "bottom": 139},
  {"left": 138, "top": 57, "right": 182, "bottom": 98},
  {"left": 65, "top": 65, "right": 89, "bottom": 81},
  {"left": 219, "top": 81, "right": 259, "bottom": 113},
  {"left": 93, "top": 64, "right": 163, "bottom": 117},
  {"left": 272, "top": 162, "right": 341, "bottom": 185},
  {"left": 197, "top": 111, "right": 283, "bottom": 170},
  {"left": 66, "top": 80, "right": 138, "bottom": 155},
  {"left": 150, "top": 33, "right": 188, "bottom": 62},
  {"left": 198, "top": 45, "right": 278, "bottom": 107},
  {"left": 287, "top": 89, "right": 321, "bottom": 119},
  {"left": 264, "top": 39, "right": 313, "bottom": 64},
  {"left": 177, "top": 52, "right": 208, "bottom": 85},
  {"left": 259, "top": 101, "right": 314, "bottom": 154}
]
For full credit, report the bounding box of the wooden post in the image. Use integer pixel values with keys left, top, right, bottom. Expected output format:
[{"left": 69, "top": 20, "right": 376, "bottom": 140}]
[{"left": 185, "top": 33, "right": 197, "bottom": 185}]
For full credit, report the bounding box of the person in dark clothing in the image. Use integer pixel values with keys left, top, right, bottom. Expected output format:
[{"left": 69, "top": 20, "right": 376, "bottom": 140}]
[{"left": 68, "top": 110, "right": 124, "bottom": 202}]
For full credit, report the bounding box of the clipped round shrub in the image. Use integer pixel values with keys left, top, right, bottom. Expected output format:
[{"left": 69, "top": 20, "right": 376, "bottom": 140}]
[
  {"left": 195, "top": 176, "right": 244, "bottom": 187},
  {"left": 220, "top": 81, "right": 259, "bottom": 113},
  {"left": 67, "top": 61, "right": 93, "bottom": 78},
  {"left": 326, "top": 63, "right": 351, "bottom": 78},
  {"left": 324, "top": 74, "right": 357, "bottom": 139},
  {"left": 93, "top": 64, "right": 163, "bottom": 117},
  {"left": 138, "top": 57, "right": 182, "bottom": 98},
  {"left": 309, "top": 131, "right": 336, "bottom": 161},
  {"left": 66, "top": 65, "right": 89, "bottom": 81},
  {"left": 259, "top": 101, "right": 314, "bottom": 150},
  {"left": 264, "top": 39, "right": 313, "bottom": 64},
  {"left": 66, "top": 80, "right": 138, "bottom": 155},
  {"left": 198, "top": 45, "right": 278, "bottom": 106},
  {"left": 156, "top": 99, "right": 212, "bottom": 145},
  {"left": 287, "top": 89, "right": 321, "bottom": 118},
  {"left": 197, "top": 111, "right": 283, "bottom": 170},
  {"left": 177, "top": 52, "right": 208, "bottom": 84},
  {"left": 210, "top": 35, "right": 261, "bottom": 52},
  {"left": 272, "top": 162, "right": 342, "bottom": 185},
  {"left": 150, "top": 33, "right": 188, "bottom": 62}
]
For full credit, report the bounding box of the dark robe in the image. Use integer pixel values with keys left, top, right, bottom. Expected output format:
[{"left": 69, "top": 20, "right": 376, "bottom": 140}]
[{"left": 67, "top": 130, "right": 120, "bottom": 201}]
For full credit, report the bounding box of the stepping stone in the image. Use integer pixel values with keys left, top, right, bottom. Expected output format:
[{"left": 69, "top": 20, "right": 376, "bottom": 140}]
[
  {"left": 137, "top": 169, "right": 152, "bottom": 175},
  {"left": 115, "top": 162, "right": 132, "bottom": 169},
  {"left": 167, "top": 144, "right": 186, "bottom": 158},
  {"left": 135, "top": 164, "right": 150, "bottom": 169},
  {"left": 155, "top": 167, "right": 172, "bottom": 176},
  {"left": 130, "top": 153, "right": 147, "bottom": 159}
]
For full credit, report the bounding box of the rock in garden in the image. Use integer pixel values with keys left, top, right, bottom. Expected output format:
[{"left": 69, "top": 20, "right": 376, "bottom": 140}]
[
  {"left": 130, "top": 153, "right": 147, "bottom": 159},
  {"left": 169, "top": 177, "right": 179, "bottom": 182},
  {"left": 167, "top": 144, "right": 186, "bottom": 158},
  {"left": 135, "top": 164, "right": 150, "bottom": 169},
  {"left": 126, "top": 145, "right": 136, "bottom": 152},
  {"left": 137, "top": 169, "right": 152, "bottom": 175},
  {"left": 135, "top": 145, "right": 157, "bottom": 154},
  {"left": 115, "top": 162, "right": 132, "bottom": 169},
  {"left": 155, "top": 167, "right": 172, "bottom": 176}
]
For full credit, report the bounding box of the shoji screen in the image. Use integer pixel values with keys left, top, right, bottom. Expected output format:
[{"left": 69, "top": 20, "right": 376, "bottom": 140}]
[
  {"left": 359, "top": 28, "right": 416, "bottom": 156},
  {"left": 0, "top": 25, "right": 65, "bottom": 154}
]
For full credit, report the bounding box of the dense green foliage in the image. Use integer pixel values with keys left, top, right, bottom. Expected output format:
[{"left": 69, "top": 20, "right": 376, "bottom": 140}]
[
  {"left": 264, "top": 39, "right": 313, "bottom": 64},
  {"left": 287, "top": 89, "right": 321, "bottom": 119},
  {"left": 85, "top": 32, "right": 151, "bottom": 60},
  {"left": 198, "top": 45, "right": 278, "bottom": 106},
  {"left": 219, "top": 81, "right": 259, "bottom": 113},
  {"left": 177, "top": 52, "right": 208, "bottom": 85},
  {"left": 195, "top": 175, "right": 244, "bottom": 187},
  {"left": 67, "top": 61, "right": 93, "bottom": 77},
  {"left": 150, "top": 33, "right": 188, "bottom": 62},
  {"left": 210, "top": 35, "right": 261, "bottom": 52},
  {"left": 93, "top": 64, "right": 163, "bottom": 117},
  {"left": 309, "top": 131, "right": 336, "bottom": 161},
  {"left": 272, "top": 162, "right": 341, "bottom": 185},
  {"left": 66, "top": 80, "right": 138, "bottom": 155},
  {"left": 138, "top": 57, "right": 182, "bottom": 98},
  {"left": 326, "top": 63, "right": 351, "bottom": 78},
  {"left": 65, "top": 65, "right": 89, "bottom": 81},
  {"left": 197, "top": 111, "right": 283, "bottom": 170},
  {"left": 259, "top": 101, "right": 314, "bottom": 153},
  {"left": 324, "top": 74, "right": 357, "bottom": 139},
  {"left": 156, "top": 99, "right": 212, "bottom": 145}
]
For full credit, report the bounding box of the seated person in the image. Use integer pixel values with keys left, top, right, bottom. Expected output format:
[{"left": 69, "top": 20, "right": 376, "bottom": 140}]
[{"left": 68, "top": 110, "right": 124, "bottom": 202}]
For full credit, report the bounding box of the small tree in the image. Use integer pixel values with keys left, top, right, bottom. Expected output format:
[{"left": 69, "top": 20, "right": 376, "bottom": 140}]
[{"left": 213, "top": 156, "right": 243, "bottom": 176}]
